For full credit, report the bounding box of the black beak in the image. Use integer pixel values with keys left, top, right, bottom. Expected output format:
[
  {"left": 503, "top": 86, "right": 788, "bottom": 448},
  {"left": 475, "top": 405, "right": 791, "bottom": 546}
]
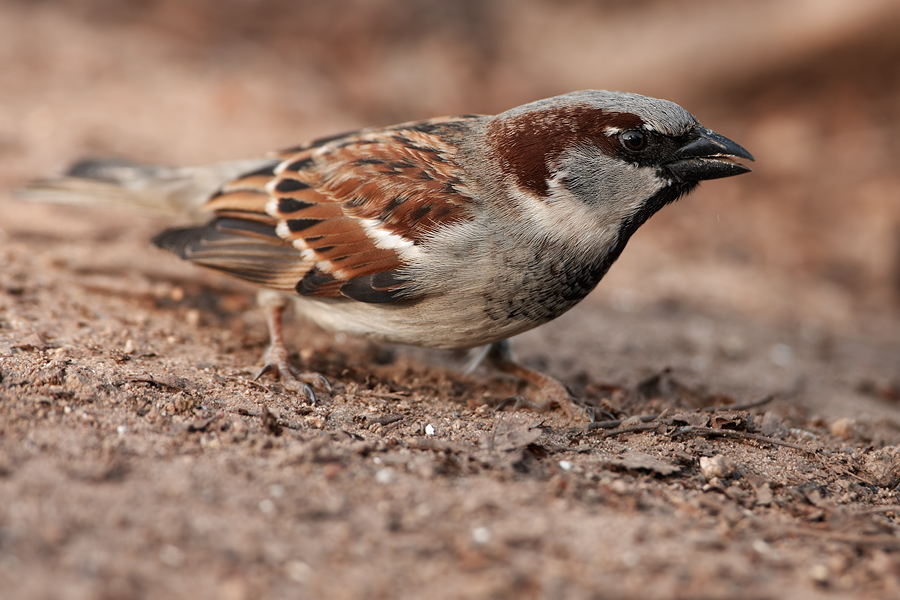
[{"left": 666, "top": 126, "right": 754, "bottom": 182}]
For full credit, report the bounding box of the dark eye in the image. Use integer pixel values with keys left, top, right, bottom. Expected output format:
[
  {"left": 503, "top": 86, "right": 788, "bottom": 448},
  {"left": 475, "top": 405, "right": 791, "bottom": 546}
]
[{"left": 619, "top": 130, "right": 647, "bottom": 152}]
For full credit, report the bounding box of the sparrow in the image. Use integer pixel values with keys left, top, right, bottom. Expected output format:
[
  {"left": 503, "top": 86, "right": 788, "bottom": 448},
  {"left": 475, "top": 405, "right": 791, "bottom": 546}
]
[{"left": 22, "top": 90, "right": 753, "bottom": 419}]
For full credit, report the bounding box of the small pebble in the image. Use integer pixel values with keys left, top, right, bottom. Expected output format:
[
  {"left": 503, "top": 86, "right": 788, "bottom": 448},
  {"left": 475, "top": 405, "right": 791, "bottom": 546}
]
[
  {"left": 159, "top": 544, "right": 184, "bottom": 568},
  {"left": 700, "top": 455, "right": 735, "bottom": 480},
  {"left": 829, "top": 417, "right": 854, "bottom": 439},
  {"left": 285, "top": 560, "right": 313, "bottom": 583},
  {"left": 755, "top": 482, "right": 774, "bottom": 506},
  {"left": 809, "top": 564, "right": 830, "bottom": 585},
  {"left": 375, "top": 469, "right": 393, "bottom": 484},
  {"left": 185, "top": 309, "right": 200, "bottom": 327},
  {"left": 471, "top": 527, "right": 491, "bottom": 544},
  {"left": 769, "top": 343, "right": 793, "bottom": 367}
]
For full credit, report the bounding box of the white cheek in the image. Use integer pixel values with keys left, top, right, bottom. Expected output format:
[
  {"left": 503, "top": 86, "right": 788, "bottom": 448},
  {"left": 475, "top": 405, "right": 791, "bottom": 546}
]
[
  {"left": 564, "top": 150, "right": 669, "bottom": 217},
  {"left": 599, "top": 164, "right": 668, "bottom": 215},
  {"left": 528, "top": 159, "right": 669, "bottom": 251},
  {"left": 540, "top": 184, "right": 604, "bottom": 239}
]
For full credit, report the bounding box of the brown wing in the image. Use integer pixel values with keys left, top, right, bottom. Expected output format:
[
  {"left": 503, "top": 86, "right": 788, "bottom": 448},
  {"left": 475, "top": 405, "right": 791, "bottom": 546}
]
[
  {"left": 154, "top": 116, "right": 481, "bottom": 303},
  {"left": 153, "top": 162, "right": 310, "bottom": 292}
]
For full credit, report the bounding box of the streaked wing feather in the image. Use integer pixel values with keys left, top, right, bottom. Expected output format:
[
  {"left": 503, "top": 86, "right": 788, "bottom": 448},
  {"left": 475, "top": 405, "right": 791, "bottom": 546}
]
[
  {"left": 160, "top": 115, "right": 481, "bottom": 303},
  {"left": 153, "top": 218, "right": 309, "bottom": 291},
  {"left": 269, "top": 116, "right": 479, "bottom": 300}
]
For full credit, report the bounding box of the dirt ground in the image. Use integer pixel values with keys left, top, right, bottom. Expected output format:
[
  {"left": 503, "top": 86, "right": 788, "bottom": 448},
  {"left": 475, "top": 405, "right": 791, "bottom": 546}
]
[{"left": 2, "top": 2, "right": 900, "bottom": 599}]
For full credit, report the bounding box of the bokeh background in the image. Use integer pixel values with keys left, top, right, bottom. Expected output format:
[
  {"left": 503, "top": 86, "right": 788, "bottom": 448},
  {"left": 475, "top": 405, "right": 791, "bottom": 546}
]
[{"left": 2, "top": 0, "right": 899, "bottom": 334}]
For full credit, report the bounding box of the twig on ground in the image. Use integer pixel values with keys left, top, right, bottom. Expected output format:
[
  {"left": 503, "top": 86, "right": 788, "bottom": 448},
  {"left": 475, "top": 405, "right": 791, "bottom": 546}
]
[
  {"left": 597, "top": 422, "right": 664, "bottom": 439},
  {"left": 588, "top": 394, "right": 775, "bottom": 431},
  {"left": 702, "top": 394, "right": 775, "bottom": 413},
  {"left": 809, "top": 452, "right": 878, "bottom": 487},
  {"left": 667, "top": 426, "right": 807, "bottom": 451},
  {"left": 598, "top": 422, "right": 809, "bottom": 453},
  {"left": 854, "top": 505, "right": 900, "bottom": 515},
  {"left": 589, "top": 413, "right": 662, "bottom": 431},
  {"left": 789, "top": 528, "right": 900, "bottom": 549}
]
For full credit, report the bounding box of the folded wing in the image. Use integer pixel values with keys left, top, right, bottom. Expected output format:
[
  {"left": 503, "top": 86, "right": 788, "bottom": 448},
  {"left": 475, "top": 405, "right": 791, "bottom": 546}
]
[{"left": 154, "top": 116, "right": 481, "bottom": 303}]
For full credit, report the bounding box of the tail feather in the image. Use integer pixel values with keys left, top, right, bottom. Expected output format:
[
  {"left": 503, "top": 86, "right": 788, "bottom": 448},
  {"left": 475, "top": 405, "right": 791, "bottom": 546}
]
[{"left": 18, "top": 158, "right": 278, "bottom": 222}]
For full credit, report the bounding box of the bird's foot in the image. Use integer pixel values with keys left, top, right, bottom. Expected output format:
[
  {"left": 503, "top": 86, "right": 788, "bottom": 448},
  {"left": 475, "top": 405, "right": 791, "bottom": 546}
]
[
  {"left": 254, "top": 342, "right": 331, "bottom": 405},
  {"left": 484, "top": 341, "right": 590, "bottom": 422},
  {"left": 254, "top": 299, "right": 331, "bottom": 405}
]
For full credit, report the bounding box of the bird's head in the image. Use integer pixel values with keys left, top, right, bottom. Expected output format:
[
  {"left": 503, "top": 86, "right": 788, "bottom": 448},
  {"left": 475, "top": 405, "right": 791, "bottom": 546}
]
[{"left": 487, "top": 90, "right": 753, "bottom": 246}]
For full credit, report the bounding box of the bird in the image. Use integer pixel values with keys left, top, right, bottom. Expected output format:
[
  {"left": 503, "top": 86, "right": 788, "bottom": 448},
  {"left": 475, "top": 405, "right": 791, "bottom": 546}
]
[{"left": 21, "top": 90, "right": 753, "bottom": 420}]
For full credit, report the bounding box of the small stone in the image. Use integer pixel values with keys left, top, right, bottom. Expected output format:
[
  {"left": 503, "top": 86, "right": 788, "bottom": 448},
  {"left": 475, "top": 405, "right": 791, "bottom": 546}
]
[
  {"left": 375, "top": 468, "right": 393, "bottom": 484},
  {"left": 159, "top": 544, "right": 184, "bottom": 568},
  {"left": 755, "top": 482, "right": 774, "bottom": 506},
  {"left": 229, "top": 419, "right": 249, "bottom": 441},
  {"left": 700, "top": 455, "right": 735, "bottom": 480},
  {"left": 285, "top": 560, "right": 313, "bottom": 583},
  {"left": 769, "top": 343, "right": 793, "bottom": 367},
  {"left": 305, "top": 415, "right": 326, "bottom": 429},
  {"left": 185, "top": 309, "right": 201, "bottom": 327},
  {"left": 471, "top": 527, "right": 491, "bottom": 545},
  {"left": 809, "top": 564, "right": 829, "bottom": 585},
  {"left": 610, "top": 479, "right": 629, "bottom": 494},
  {"left": 829, "top": 417, "right": 855, "bottom": 439},
  {"left": 259, "top": 499, "right": 276, "bottom": 515}
]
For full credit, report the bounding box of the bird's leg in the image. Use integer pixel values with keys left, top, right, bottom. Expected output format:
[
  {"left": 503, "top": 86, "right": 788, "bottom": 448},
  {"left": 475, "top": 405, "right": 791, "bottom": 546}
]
[
  {"left": 254, "top": 291, "right": 331, "bottom": 404},
  {"left": 482, "top": 340, "right": 589, "bottom": 422}
]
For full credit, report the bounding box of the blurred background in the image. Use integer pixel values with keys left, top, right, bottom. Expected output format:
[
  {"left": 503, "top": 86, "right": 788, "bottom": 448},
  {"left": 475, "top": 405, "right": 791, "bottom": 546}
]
[{"left": 2, "top": 0, "right": 899, "bottom": 334}]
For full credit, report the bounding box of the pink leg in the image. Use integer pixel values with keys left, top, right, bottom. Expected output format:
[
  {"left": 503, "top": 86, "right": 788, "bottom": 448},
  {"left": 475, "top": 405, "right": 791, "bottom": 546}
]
[
  {"left": 485, "top": 340, "right": 588, "bottom": 422},
  {"left": 254, "top": 303, "right": 330, "bottom": 405}
]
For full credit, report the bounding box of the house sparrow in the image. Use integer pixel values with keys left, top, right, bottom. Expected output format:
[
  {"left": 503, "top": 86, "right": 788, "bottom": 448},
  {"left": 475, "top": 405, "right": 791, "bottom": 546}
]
[{"left": 22, "top": 90, "right": 753, "bottom": 419}]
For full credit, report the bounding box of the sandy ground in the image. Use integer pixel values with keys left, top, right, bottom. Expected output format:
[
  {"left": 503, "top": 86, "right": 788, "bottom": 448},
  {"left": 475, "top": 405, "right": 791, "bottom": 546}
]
[{"left": 2, "top": 2, "right": 900, "bottom": 599}]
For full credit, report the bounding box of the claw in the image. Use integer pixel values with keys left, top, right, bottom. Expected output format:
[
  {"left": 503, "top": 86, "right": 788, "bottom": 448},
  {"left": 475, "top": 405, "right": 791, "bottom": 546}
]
[
  {"left": 315, "top": 373, "right": 333, "bottom": 395},
  {"left": 252, "top": 299, "right": 331, "bottom": 404},
  {"left": 494, "top": 396, "right": 523, "bottom": 413},
  {"left": 255, "top": 355, "right": 293, "bottom": 381},
  {"left": 254, "top": 363, "right": 275, "bottom": 381},
  {"left": 301, "top": 383, "right": 317, "bottom": 406}
]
